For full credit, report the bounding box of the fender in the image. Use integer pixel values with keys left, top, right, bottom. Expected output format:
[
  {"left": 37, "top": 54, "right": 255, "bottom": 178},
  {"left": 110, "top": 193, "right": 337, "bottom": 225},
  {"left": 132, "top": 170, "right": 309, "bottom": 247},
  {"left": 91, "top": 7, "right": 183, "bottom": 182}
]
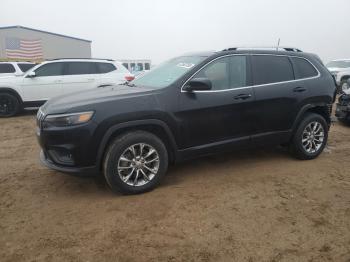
[
  {"left": 96, "top": 119, "right": 178, "bottom": 168},
  {"left": 0, "top": 87, "right": 23, "bottom": 104},
  {"left": 291, "top": 103, "right": 331, "bottom": 132}
]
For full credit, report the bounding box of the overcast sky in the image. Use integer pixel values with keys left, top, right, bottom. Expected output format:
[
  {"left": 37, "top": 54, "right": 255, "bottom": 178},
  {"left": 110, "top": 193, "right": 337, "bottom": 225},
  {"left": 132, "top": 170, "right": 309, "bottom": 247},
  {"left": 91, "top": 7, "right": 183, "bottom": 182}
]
[{"left": 1, "top": 0, "right": 350, "bottom": 64}]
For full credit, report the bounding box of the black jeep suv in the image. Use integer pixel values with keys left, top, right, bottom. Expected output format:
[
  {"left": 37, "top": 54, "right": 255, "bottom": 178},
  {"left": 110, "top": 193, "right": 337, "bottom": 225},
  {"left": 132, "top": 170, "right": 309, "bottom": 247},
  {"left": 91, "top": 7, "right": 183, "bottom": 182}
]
[{"left": 37, "top": 47, "right": 336, "bottom": 194}]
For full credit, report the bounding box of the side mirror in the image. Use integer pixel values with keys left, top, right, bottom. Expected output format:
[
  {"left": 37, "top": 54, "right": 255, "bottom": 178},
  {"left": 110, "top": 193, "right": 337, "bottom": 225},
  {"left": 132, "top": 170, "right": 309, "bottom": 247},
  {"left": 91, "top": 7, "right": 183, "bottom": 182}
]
[
  {"left": 26, "top": 71, "right": 36, "bottom": 78},
  {"left": 183, "top": 77, "right": 212, "bottom": 92}
]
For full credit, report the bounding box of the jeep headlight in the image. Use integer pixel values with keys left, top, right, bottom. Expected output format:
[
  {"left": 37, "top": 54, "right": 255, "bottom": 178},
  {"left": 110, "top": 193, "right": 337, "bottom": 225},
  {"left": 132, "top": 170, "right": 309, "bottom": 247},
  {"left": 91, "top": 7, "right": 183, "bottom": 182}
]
[{"left": 44, "top": 111, "right": 94, "bottom": 127}]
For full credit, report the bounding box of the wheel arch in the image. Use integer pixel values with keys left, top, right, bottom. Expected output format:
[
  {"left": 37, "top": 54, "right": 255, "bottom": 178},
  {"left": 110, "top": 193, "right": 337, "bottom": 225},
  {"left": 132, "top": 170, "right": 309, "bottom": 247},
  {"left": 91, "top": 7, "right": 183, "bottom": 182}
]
[
  {"left": 0, "top": 87, "right": 23, "bottom": 104},
  {"left": 96, "top": 119, "right": 178, "bottom": 170},
  {"left": 292, "top": 103, "right": 332, "bottom": 134}
]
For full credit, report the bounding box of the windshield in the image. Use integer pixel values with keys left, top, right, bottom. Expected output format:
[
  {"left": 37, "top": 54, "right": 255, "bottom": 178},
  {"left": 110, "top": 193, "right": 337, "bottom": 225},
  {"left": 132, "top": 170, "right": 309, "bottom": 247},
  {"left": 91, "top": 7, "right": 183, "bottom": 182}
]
[
  {"left": 326, "top": 61, "right": 350, "bottom": 69},
  {"left": 131, "top": 56, "right": 207, "bottom": 88}
]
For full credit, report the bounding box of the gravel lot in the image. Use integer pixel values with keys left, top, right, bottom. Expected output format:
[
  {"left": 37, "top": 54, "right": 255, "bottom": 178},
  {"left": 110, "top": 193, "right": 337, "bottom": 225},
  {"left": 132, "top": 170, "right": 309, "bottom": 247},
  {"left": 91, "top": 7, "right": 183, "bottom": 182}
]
[{"left": 0, "top": 112, "right": 349, "bottom": 262}]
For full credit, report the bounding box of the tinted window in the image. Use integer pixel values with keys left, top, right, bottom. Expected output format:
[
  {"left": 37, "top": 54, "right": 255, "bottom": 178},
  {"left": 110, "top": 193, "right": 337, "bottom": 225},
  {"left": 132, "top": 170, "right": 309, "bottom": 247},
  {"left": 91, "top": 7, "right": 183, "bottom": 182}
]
[
  {"left": 130, "top": 63, "right": 136, "bottom": 71},
  {"left": 97, "top": 62, "right": 116, "bottom": 74},
  {"left": 194, "top": 57, "right": 230, "bottom": 90},
  {"left": 122, "top": 63, "right": 129, "bottom": 69},
  {"left": 230, "top": 56, "right": 247, "bottom": 88},
  {"left": 0, "top": 64, "right": 15, "bottom": 73},
  {"left": 252, "top": 55, "right": 294, "bottom": 85},
  {"left": 65, "top": 62, "right": 97, "bottom": 75},
  {"left": 18, "top": 63, "right": 35, "bottom": 72},
  {"left": 145, "top": 63, "right": 150, "bottom": 70},
  {"left": 35, "top": 63, "right": 64, "bottom": 77},
  {"left": 291, "top": 57, "right": 318, "bottom": 79}
]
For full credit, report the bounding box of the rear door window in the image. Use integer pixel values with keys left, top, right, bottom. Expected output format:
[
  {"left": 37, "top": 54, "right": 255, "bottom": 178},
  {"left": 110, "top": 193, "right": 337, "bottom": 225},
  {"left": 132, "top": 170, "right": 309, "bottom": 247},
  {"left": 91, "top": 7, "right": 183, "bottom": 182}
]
[
  {"left": 252, "top": 55, "right": 294, "bottom": 85},
  {"left": 0, "top": 63, "right": 16, "bottom": 73},
  {"left": 65, "top": 62, "right": 97, "bottom": 75},
  {"left": 291, "top": 57, "right": 318, "bottom": 79}
]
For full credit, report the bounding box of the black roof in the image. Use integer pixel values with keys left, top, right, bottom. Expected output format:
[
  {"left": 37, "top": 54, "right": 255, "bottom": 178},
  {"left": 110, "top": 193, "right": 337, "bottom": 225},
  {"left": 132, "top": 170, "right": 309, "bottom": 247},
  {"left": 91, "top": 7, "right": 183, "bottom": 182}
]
[{"left": 0, "top": 25, "right": 91, "bottom": 43}]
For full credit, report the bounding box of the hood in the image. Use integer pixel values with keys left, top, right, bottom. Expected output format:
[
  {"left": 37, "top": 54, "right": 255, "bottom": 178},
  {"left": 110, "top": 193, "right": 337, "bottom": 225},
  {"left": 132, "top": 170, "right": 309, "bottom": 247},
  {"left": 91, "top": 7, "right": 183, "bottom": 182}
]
[{"left": 41, "top": 84, "right": 155, "bottom": 114}]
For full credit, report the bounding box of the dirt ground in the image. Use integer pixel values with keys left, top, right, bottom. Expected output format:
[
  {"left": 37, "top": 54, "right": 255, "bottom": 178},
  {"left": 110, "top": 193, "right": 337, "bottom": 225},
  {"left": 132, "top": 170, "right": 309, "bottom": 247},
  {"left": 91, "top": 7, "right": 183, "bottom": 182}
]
[{"left": 0, "top": 111, "right": 349, "bottom": 262}]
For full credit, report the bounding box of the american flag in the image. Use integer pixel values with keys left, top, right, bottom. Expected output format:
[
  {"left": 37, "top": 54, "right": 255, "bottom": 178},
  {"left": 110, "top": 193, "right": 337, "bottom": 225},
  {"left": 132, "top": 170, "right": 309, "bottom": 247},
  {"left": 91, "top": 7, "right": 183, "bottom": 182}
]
[{"left": 5, "top": 37, "right": 43, "bottom": 60}]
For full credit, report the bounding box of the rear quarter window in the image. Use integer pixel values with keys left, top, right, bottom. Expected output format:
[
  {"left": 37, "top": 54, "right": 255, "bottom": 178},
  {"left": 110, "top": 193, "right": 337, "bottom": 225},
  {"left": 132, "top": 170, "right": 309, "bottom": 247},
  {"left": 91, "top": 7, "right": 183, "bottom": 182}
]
[
  {"left": 18, "top": 63, "right": 35, "bottom": 72},
  {"left": 97, "top": 62, "right": 116, "bottom": 74},
  {"left": 252, "top": 55, "right": 294, "bottom": 85},
  {"left": 0, "top": 63, "right": 16, "bottom": 73},
  {"left": 291, "top": 57, "right": 318, "bottom": 79}
]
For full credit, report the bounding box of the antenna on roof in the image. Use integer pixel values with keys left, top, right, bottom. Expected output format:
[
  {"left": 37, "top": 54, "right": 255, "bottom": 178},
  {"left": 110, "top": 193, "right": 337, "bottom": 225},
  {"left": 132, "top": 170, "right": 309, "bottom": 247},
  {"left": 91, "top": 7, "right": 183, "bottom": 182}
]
[{"left": 276, "top": 38, "right": 281, "bottom": 51}]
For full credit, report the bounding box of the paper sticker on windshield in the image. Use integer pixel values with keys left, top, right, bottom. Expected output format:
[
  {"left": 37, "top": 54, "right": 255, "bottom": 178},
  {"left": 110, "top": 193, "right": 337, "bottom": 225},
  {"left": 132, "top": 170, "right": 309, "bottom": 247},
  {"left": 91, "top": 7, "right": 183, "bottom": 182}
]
[{"left": 177, "top": 63, "right": 195, "bottom": 69}]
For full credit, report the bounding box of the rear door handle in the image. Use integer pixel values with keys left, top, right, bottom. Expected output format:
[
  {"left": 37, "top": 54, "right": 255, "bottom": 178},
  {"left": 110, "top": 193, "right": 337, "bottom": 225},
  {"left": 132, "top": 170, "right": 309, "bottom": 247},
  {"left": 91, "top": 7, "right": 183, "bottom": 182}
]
[
  {"left": 293, "top": 87, "right": 307, "bottom": 92},
  {"left": 234, "top": 94, "right": 252, "bottom": 100},
  {"left": 54, "top": 80, "right": 62, "bottom": 83},
  {"left": 88, "top": 78, "right": 95, "bottom": 81}
]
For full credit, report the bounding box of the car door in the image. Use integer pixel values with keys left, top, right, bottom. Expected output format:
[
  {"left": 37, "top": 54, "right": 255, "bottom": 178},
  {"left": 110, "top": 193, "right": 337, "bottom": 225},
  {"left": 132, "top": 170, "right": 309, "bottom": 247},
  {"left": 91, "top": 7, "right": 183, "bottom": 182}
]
[
  {"left": 61, "top": 62, "right": 99, "bottom": 95},
  {"left": 21, "top": 62, "right": 64, "bottom": 101},
  {"left": 177, "top": 55, "right": 255, "bottom": 150},
  {"left": 250, "top": 54, "right": 300, "bottom": 146}
]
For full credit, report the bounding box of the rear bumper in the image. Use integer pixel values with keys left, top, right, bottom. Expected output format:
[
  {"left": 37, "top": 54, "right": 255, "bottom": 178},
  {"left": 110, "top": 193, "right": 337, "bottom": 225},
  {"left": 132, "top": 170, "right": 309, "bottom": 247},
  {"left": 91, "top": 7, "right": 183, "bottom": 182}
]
[{"left": 40, "top": 150, "right": 98, "bottom": 176}]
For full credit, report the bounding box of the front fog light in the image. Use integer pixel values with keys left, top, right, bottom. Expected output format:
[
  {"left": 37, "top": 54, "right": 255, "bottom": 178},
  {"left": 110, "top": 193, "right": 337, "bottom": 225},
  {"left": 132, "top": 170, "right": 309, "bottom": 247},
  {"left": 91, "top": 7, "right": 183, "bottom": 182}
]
[{"left": 44, "top": 111, "right": 94, "bottom": 127}]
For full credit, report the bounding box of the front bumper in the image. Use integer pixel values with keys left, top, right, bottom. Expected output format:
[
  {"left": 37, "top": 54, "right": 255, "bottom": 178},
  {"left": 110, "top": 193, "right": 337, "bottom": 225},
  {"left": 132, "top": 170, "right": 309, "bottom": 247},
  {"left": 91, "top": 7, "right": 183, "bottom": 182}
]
[
  {"left": 40, "top": 150, "right": 97, "bottom": 176},
  {"left": 36, "top": 117, "right": 100, "bottom": 176}
]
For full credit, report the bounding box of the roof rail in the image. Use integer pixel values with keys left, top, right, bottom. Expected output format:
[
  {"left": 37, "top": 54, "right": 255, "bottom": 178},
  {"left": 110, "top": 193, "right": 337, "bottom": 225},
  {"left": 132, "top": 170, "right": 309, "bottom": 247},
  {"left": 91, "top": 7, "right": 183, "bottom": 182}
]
[
  {"left": 223, "top": 47, "right": 303, "bottom": 52},
  {"left": 47, "top": 58, "right": 115, "bottom": 61}
]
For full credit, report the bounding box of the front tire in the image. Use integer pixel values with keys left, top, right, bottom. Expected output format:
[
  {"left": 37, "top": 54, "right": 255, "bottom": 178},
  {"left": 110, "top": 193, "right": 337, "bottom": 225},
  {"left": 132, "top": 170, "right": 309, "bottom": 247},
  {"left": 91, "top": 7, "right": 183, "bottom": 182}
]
[
  {"left": 103, "top": 131, "right": 168, "bottom": 194},
  {"left": 289, "top": 113, "right": 328, "bottom": 160},
  {"left": 0, "top": 93, "right": 20, "bottom": 117}
]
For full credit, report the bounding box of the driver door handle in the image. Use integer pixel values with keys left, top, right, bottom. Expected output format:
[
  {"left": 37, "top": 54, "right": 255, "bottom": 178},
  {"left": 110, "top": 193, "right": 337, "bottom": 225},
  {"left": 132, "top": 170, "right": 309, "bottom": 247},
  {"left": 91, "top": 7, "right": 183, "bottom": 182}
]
[
  {"left": 234, "top": 94, "right": 252, "bottom": 100},
  {"left": 293, "top": 87, "right": 307, "bottom": 92}
]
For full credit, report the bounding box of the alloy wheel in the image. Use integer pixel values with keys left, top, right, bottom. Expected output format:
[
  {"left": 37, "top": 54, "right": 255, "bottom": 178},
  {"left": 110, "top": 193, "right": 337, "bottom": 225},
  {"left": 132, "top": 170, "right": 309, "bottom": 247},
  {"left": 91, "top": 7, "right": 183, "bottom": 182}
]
[
  {"left": 301, "top": 121, "right": 325, "bottom": 154},
  {"left": 117, "top": 143, "right": 160, "bottom": 187}
]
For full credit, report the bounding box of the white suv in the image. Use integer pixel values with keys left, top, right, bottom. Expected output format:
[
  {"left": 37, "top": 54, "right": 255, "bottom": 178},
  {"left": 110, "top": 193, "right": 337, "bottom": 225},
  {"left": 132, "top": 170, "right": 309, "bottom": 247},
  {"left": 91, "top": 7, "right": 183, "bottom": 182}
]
[
  {"left": 0, "top": 59, "right": 134, "bottom": 117},
  {"left": 326, "top": 59, "right": 350, "bottom": 92},
  {"left": 0, "top": 62, "right": 36, "bottom": 77}
]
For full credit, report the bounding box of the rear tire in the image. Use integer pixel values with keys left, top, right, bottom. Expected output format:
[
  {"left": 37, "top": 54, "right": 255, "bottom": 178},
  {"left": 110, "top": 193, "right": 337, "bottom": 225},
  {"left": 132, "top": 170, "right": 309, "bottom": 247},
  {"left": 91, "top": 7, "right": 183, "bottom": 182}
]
[
  {"left": 103, "top": 131, "right": 168, "bottom": 194},
  {"left": 0, "top": 93, "right": 20, "bottom": 117},
  {"left": 289, "top": 113, "right": 328, "bottom": 160}
]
